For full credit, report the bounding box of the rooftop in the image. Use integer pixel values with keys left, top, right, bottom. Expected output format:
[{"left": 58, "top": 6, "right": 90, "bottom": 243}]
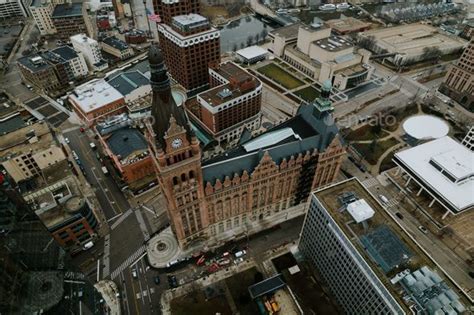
[
  {"left": 108, "top": 70, "right": 149, "bottom": 96},
  {"left": 0, "top": 122, "right": 52, "bottom": 161},
  {"left": 52, "top": 3, "right": 83, "bottom": 18},
  {"left": 69, "top": 79, "right": 123, "bottom": 114},
  {"left": 313, "top": 178, "right": 467, "bottom": 312},
  {"left": 201, "top": 101, "right": 339, "bottom": 183},
  {"left": 402, "top": 115, "right": 449, "bottom": 140},
  {"left": 393, "top": 136, "right": 474, "bottom": 213},
  {"left": 359, "top": 24, "right": 467, "bottom": 57},
  {"left": 172, "top": 13, "right": 208, "bottom": 27},
  {"left": 324, "top": 17, "right": 371, "bottom": 34},
  {"left": 269, "top": 23, "right": 300, "bottom": 39},
  {"left": 31, "top": 0, "right": 50, "bottom": 8},
  {"left": 70, "top": 33, "right": 98, "bottom": 45},
  {"left": 236, "top": 46, "right": 268, "bottom": 60},
  {"left": 17, "top": 55, "right": 51, "bottom": 73},
  {"left": 102, "top": 36, "right": 130, "bottom": 51},
  {"left": 313, "top": 35, "right": 353, "bottom": 52},
  {"left": 105, "top": 127, "right": 148, "bottom": 163},
  {"left": 50, "top": 45, "right": 79, "bottom": 61}
]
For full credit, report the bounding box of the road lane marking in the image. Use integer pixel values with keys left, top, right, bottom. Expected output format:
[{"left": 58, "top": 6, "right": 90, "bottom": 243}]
[
  {"left": 110, "top": 245, "right": 147, "bottom": 280},
  {"left": 119, "top": 272, "right": 131, "bottom": 315}
]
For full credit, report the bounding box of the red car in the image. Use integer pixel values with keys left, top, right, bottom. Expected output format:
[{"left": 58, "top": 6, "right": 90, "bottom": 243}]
[{"left": 79, "top": 127, "right": 85, "bottom": 133}]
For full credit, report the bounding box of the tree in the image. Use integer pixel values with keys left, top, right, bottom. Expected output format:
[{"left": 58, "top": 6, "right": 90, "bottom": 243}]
[
  {"left": 260, "top": 29, "right": 268, "bottom": 40},
  {"left": 231, "top": 43, "right": 238, "bottom": 52},
  {"left": 358, "top": 35, "right": 376, "bottom": 52},
  {"left": 246, "top": 35, "right": 253, "bottom": 47},
  {"left": 369, "top": 139, "right": 378, "bottom": 153},
  {"left": 371, "top": 122, "right": 382, "bottom": 135},
  {"left": 254, "top": 33, "right": 260, "bottom": 44}
]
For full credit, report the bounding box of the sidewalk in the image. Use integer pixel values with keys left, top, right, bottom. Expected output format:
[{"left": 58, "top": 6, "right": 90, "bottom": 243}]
[{"left": 94, "top": 280, "right": 121, "bottom": 315}]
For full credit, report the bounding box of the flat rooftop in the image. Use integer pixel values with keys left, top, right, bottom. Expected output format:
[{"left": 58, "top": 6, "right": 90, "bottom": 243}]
[
  {"left": 360, "top": 24, "right": 467, "bottom": 57},
  {"left": 313, "top": 178, "right": 467, "bottom": 312},
  {"left": 313, "top": 35, "right": 353, "bottom": 52},
  {"left": 102, "top": 36, "right": 130, "bottom": 51},
  {"left": 236, "top": 46, "right": 268, "bottom": 60},
  {"left": 324, "top": 17, "right": 370, "bottom": 33},
  {"left": 0, "top": 122, "right": 52, "bottom": 161},
  {"left": 172, "top": 13, "right": 208, "bottom": 27},
  {"left": 17, "top": 55, "right": 51, "bottom": 73},
  {"left": 52, "top": 3, "right": 83, "bottom": 18},
  {"left": 108, "top": 70, "right": 149, "bottom": 96},
  {"left": 394, "top": 136, "right": 474, "bottom": 213},
  {"left": 69, "top": 79, "right": 123, "bottom": 114},
  {"left": 212, "top": 61, "right": 251, "bottom": 82},
  {"left": 269, "top": 23, "right": 301, "bottom": 39}
]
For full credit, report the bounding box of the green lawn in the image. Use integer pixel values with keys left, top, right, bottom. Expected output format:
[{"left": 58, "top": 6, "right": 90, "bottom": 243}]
[
  {"left": 353, "top": 137, "right": 400, "bottom": 165},
  {"left": 345, "top": 124, "right": 389, "bottom": 141},
  {"left": 257, "top": 63, "right": 304, "bottom": 90},
  {"left": 294, "top": 86, "right": 321, "bottom": 103}
]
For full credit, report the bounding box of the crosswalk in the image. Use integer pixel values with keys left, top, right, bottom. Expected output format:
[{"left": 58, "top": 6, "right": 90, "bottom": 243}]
[
  {"left": 385, "top": 198, "right": 399, "bottom": 208},
  {"left": 362, "top": 177, "right": 379, "bottom": 189},
  {"left": 110, "top": 245, "right": 147, "bottom": 280},
  {"left": 111, "top": 208, "right": 133, "bottom": 230}
]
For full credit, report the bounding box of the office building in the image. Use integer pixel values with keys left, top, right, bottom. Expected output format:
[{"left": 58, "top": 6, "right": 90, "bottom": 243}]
[
  {"left": 0, "top": 174, "right": 105, "bottom": 314},
  {"left": 154, "top": 0, "right": 220, "bottom": 93},
  {"left": 52, "top": 2, "right": 87, "bottom": 41},
  {"left": 393, "top": 136, "right": 473, "bottom": 217},
  {"left": 145, "top": 44, "right": 345, "bottom": 249},
  {"left": 186, "top": 61, "right": 262, "bottom": 147},
  {"left": 0, "top": 0, "right": 30, "bottom": 18},
  {"left": 268, "top": 23, "right": 300, "bottom": 57},
  {"left": 43, "top": 45, "right": 88, "bottom": 80},
  {"left": 440, "top": 40, "right": 473, "bottom": 111},
  {"left": 358, "top": 24, "right": 467, "bottom": 66},
  {"left": 271, "top": 23, "right": 373, "bottom": 90},
  {"left": 299, "top": 178, "right": 467, "bottom": 314},
  {"left": 29, "top": 0, "right": 60, "bottom": 35},
  {"left": 17, "top": 55, "right": 63, "bottom": 92},
  {"left": 101, "top": 36, "right": 134, "bottom": 60},
  {"left": 70, "top": 33, "right": 108, "bottom": 72},
  {"left": 68, "top": 79, "right": 125, "bottom": 126},
  {"left": 97, "top": 124, "right": 155, "bottom": 190},
  {"left": 108, "top": 69, "right": 150, "bottom": 103}
]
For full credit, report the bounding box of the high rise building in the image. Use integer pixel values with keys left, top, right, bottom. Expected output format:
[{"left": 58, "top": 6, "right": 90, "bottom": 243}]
[
  {"left": 0, "top": 174, "right": 105, "bottom": 314},
  {"left": 146, "top": 45, "right": 345, "bottom": 249},
  {"left": 299, "top": 178, "right": 468, "bottom": 314},
  {"left": 153, "top": 0, "right": 220, "bottom": 93},
  {"left": 0, "top": 0, "right": 30, "bottom": 19},
  {"left": 51, "top": 2, "right": 88, "bottom": 41},
  {"left": 29, "top": 0, "right": 60, "bottom": 35},
  {"left": 70, "top": 33, "right": 108, "bottom": 72},
  {"left": 440, "top": 40, "right": 474, "bottom": 111}
]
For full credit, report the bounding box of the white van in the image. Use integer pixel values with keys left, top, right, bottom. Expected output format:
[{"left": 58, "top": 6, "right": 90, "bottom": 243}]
[
  {"left": 83, "top": 241, "right": 94, "bottom": 250},
  {"left": 234, "top": 250, "right": 247, "bottom": 258},
  {"left": 379, "top": 195, "right": 389, "bottom": 204},
  {"left": 90, "top": 142, "right": 97, "bottom": 150}
]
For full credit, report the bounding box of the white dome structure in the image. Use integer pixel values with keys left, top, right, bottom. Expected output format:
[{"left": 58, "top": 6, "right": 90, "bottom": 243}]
[{"left": 403, "top": 115, "right": 449, "bottom": 140}]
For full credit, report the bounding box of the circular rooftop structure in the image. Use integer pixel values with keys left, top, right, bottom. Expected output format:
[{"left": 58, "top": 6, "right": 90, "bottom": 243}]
[
  {"left": 171, "top": 87, "right": 187, "bottom": 106},
  {"left": 403, "top": 115, "right": 449, "bottom": 140}
]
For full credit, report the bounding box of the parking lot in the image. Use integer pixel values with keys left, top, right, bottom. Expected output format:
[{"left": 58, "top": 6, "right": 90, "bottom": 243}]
[{"left": 0, "top": 24, "right": 23, "bottom": 58}]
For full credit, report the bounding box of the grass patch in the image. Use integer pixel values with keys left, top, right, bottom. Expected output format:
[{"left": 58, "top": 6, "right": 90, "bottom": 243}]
[
  {"left": 384, "top": 103, "right": 419, "bottom": 132},
  {"left": 257, "top": 63, "right": 304, "bottom": 90},
  {"left": 293, "top": 86, "right": 320, "bottom": 102},
  {"left": 170, "top": 284, "right": 232, "bottom": 315},
  {"left": 353, "top": 137, "right": 400, "bottom": 165},
  {"left": 345, "top": 124, "right": 389, "bottom": 141},
  {"left": 225, "top": 267, "right": 261, "bottom": 315}
]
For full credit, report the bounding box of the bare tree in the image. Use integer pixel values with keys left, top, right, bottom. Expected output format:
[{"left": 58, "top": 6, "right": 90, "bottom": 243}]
[
  {"left": 246, "top": 35, "right": 253, "bottom": 47},
  {"left": 421, "top": 46, "right": 442, "bottom": 64}
]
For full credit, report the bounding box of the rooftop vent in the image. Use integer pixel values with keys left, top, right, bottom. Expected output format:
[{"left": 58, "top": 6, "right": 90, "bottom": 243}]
[{"left": 217, "top": 88, "right": 232, "bottom": 99}]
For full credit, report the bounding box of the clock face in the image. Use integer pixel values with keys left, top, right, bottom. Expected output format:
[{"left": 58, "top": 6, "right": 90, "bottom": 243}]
[{"left": 171, "top": 138, "right": 183, "bottom": 149}]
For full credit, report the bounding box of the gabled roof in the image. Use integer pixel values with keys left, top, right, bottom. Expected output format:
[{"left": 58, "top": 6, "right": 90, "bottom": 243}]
[{"left": 202, "top": 100, "right": 339, "bottom": 184}]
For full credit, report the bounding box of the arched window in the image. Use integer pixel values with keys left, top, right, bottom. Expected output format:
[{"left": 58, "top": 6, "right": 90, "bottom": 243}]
[
  {"left": 181, "top": 173, "right": 186, "bottom": 182},
  {"left": 172, "top": 177, "right": 178, "bottom": 186},
  {"left": 189, "top": 170, "right": 195, "bottom": 179}
]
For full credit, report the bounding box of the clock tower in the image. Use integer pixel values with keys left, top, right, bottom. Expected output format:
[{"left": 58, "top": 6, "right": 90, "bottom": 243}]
[{"left": 146, "top": 44, "right": 209, "bottom": 248}]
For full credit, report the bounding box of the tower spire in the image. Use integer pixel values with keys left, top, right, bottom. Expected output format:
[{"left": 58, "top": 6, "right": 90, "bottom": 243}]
[{"left": 148, "top": 43, "right": 191, "bottom": 148}]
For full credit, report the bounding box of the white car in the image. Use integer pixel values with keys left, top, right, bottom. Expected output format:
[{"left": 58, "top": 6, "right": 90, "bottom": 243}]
[
  {"left": 234, "top": 250, "right": 247, "bottom": 258},
  {"left": 234, "top": 257, "right": 244, "bottom": 264},
  {"left": 379, "top": 195, "right": 389, "bottom": 204},
  {"left": 64, "top": 137, "right": 70, "bottom": 144},
  {"left": 418, "top": 226, "right": 428, "bottom": 234}
]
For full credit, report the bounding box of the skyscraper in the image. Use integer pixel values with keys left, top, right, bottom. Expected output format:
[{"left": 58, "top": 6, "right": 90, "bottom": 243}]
[
  {"left": 153, "top": 0, "right": 220, "bottom": 93},
  {"left": 146, "top": 45, "right": 345, "bottom": 249}
]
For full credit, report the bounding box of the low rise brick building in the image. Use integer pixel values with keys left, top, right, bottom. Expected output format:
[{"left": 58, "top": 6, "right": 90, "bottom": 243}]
[{"left": 52, "top": 3, "right": 88, "bottom": 41}]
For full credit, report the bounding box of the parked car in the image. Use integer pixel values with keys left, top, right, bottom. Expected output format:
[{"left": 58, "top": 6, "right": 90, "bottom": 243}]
[
  {"left": 64, "top": 137, "right": 70, "bottom": 144},
  {"left": 80, "top": 127, "right": 85, "bottom": 133},
  {"left": 167, "top": 275, "right": 178, "bottom": 288},
  {"left": 234, "top": 250, "right": 247, "bottom": 258},
  {"left": 234, "top": 257, "right": 244, "bottom": 264},
  {"left": 418, "top": 226, "right": 428, "bottom": 234},
  {"left": 379, "top": 195, "right": 389, "bottom": 204},
  {"left": 154, "top": 276, "right": 160, "bottom": 285},
  {"left": 395, "top": 212, "right": 403, "bottom": 219},
  {"left": 132, "top": 269, "right": 138, "bottom": 278}
]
